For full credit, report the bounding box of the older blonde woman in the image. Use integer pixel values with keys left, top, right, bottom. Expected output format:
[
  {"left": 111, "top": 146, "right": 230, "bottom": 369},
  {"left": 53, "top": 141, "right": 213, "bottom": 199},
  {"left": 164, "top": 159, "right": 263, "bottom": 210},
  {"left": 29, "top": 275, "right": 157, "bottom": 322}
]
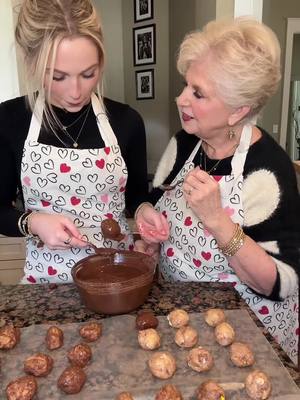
[
  {"left": 135, "top": 17, "right": 300, "bottom": 364},
  {"left": 0, "top": 0, "right": 148, "bottom": 284}
]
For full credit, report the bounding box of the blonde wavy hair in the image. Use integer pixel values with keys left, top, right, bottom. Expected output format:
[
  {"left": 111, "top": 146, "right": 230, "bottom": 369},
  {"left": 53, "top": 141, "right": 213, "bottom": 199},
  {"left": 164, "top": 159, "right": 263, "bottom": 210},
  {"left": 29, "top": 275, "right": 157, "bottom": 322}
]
[
  {"left": 15, "top": 0, "right": 105, "bottom": 126},
  {"left": 177, "top": 17, "right": 281, "bottom": 121}
]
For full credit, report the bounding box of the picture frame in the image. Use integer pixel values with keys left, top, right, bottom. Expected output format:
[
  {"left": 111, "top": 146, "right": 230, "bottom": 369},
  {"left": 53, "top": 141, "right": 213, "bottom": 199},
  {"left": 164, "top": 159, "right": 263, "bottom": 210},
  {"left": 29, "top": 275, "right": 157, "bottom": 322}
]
[
  {"left": 134, "top": 0, "right": 153, "bottom": 23},
  {"left": 133, "top": 24, "right": 156, "bottom": 66},
  {"left": 135, "top": 69, "right": 154, "bottom": 100}
]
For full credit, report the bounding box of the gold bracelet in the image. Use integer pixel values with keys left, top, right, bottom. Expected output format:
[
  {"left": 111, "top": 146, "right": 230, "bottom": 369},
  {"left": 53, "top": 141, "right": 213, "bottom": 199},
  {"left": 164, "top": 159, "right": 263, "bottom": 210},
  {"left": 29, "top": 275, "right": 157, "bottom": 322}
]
[
  {"left": 219, "top": 223, "right": 246, "bottom": 257},
  {"left": 134, "top": 202, "right": 154, "bottom": 220}
]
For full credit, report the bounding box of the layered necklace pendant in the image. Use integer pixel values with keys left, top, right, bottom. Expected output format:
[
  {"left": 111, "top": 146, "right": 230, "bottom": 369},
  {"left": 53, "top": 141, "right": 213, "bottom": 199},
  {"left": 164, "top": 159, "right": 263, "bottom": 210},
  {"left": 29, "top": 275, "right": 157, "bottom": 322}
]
[
  {"left": 200, "top": 147, "right": 223, "bottom": 174},
  {"left": 199, "top": 142, "right": 238, "bottom": 174},
  {"left": 57, "top": 103, "right": 92, "bottom": 148},
  {"left": 62, "top": 126, "right": 79, "bottom": 147}
]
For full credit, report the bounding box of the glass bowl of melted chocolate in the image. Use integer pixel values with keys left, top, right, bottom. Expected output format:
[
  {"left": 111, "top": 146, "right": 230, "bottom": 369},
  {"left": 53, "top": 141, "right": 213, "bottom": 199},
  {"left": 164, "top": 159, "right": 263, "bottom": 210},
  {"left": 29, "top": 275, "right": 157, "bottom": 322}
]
[{"left": 72, "top": 238, "right": 156, "bottom": 315}]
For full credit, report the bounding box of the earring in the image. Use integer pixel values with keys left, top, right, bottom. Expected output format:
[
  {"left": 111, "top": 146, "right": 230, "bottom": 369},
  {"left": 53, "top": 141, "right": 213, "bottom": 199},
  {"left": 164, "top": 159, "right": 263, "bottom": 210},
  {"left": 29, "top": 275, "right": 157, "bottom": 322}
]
[{"left": 228, "top": 129, "right": 236, "bottom": 140}]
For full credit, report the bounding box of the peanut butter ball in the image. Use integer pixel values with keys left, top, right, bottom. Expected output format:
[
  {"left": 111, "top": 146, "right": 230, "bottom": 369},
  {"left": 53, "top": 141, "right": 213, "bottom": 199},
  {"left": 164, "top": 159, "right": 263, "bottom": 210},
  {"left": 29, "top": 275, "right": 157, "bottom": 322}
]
[
  {"left": 24, "top": 353, "right": 53, "bottom": 377},
  {"left": 6, "top": 375, "right": 37, "bottom": 400},
  {"left": 67, "top": 343, "right": 92, "bottom": 368},
  {"left": 230, "top": 342, "right": 255, "bottom": 367},
  {"left": 57, "top": 365, "right": 86, "bottom": 394},
  {"left": 79, "top": 321, "right": 102, "bottom": 342},
  {"left": 214, "top": 322, "right": 235, "bottom": 346},
  {"left": 187, "top": 346, "right": 214, "bottom": 372},
  {"left": 136, "top": 311, "right": 159, "bottom": 330},
  {"left": 116, "top": 392, "right": 135, "bottom": 400},
  {"left": 45, "top": 325, "right": 64, "bottom": 350},
  {"left": 174, "top": 326, "right": 198, "bottom": 348},
  {"left": 101, "top": 219, "right": 124, "bottom": 241},
  {"left": 196, "top": 380, "right": 225, "bottom": 400},
  {"left": 155, "top": 384, "right": 183, "bottom": 400},
  {"left": 138, "top": 328, "right": 161, "bottom": 350},
  {"left": 245, "top": 370, "right": 272, "bottom": 400},
  {"left": 204, "top": 309, "right": 226, "bottom": 327},
  {"left": 167, "top": 309, "right": 189, "bottom": 328},
  {"left": 0, "top": 324, "right": 21, "bottom": 350},
  {"left": 148, "top": 351, "right": 176, "bottom": 379}
]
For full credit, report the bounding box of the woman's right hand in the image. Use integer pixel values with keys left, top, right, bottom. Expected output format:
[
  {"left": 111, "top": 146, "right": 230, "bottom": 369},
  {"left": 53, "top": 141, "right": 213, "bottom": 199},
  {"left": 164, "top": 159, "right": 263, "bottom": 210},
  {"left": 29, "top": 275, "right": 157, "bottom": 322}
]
[
  {"left": 135, "top": 203, "right": 169, "bottom": 243},
  {"left": 29, "top": 212, "right": 87, "bottom": 250}
]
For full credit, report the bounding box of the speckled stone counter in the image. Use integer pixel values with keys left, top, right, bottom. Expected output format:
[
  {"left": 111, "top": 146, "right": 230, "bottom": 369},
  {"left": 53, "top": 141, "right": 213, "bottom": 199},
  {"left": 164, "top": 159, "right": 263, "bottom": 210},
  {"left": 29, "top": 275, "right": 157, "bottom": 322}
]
[{"left": 0, "top": 281, "right": 299, "bottom": 387}]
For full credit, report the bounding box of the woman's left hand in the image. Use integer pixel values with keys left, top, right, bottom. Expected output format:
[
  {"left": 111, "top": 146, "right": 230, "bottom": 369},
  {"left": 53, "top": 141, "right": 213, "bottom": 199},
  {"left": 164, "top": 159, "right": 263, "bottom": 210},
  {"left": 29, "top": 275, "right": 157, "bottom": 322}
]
[{"left": 183, "top": 166, "right": 224, "bottom": 229}]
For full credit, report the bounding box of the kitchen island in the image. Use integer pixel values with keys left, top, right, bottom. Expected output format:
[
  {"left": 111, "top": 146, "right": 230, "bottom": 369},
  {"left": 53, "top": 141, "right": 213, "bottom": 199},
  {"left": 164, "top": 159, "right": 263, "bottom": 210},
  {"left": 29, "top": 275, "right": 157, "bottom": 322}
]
[{"left": 0, "top": 280, "right": 299, "bottom": 393}]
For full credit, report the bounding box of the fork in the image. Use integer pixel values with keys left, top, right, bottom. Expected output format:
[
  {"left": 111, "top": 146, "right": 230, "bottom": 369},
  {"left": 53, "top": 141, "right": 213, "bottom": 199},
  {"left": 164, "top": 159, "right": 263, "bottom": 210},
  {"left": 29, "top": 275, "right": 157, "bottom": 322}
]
[{"left": 158, "top": 178, "right": 184, "bottom": 191}]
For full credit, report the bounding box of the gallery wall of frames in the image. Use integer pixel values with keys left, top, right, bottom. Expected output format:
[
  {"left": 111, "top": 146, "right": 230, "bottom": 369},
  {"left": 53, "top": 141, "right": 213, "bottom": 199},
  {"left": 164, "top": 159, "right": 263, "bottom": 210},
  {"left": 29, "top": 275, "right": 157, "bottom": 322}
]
[{"left": 133, "top": 0, "right": 155, "bottom": 100}]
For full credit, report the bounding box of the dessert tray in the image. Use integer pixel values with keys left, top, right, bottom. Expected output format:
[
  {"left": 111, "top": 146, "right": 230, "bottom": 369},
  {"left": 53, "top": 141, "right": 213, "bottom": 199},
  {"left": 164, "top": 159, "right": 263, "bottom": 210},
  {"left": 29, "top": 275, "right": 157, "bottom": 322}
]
[{"left": 0, "top": 310, "right": 299, "bottom": 399}]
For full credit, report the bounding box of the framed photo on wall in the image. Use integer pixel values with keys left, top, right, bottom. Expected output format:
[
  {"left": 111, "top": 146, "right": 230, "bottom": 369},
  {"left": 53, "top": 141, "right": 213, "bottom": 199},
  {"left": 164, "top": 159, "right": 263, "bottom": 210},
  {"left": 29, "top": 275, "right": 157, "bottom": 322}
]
[
  {"left": 136, "top": 69, "right": 154, "bottom": 99},
  {"left": 134, "top": 0, "right": 153, "bottom": 23},
  {"left": 133, "top": 24, "right": 156, "bottom": 66}
]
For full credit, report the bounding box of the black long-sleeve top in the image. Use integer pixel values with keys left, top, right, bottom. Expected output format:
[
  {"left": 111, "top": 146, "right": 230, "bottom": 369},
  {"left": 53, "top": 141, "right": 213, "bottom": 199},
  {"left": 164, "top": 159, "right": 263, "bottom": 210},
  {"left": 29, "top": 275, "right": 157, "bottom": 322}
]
[{"left": 0, "top": 95, "right": 148, "bottom": 236}]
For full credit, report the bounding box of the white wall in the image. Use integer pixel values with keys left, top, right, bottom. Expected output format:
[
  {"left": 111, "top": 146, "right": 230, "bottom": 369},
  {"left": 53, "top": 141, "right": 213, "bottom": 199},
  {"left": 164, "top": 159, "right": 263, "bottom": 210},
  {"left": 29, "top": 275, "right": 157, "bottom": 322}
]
[
  {"left": 0, "top": 0, "right": 19, "bottom": 101},
  {"left": 94, "top": 0, "right": 124, "bottom": 102},
  {"left": 216, "top": 0, "right": 234, "bottom": 19}
]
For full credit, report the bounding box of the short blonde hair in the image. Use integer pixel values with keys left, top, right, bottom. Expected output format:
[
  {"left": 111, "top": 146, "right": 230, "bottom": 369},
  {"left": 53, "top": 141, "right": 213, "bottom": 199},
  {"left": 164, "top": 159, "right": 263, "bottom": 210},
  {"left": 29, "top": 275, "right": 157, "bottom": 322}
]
[
  {"left": 177, "top": 17, "right": 281, "bottom": 120},
  {"left": 15, "top": 0, "right": 105, "bottom": 125}
]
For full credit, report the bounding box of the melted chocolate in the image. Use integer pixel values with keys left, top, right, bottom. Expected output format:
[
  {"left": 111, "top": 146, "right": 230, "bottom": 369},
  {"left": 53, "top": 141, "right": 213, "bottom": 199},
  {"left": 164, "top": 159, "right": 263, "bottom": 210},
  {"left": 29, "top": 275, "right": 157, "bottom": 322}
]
[
  {"left": 72, "top": 250, "right": 156, "bottom": 314},
  {"left": 76, "top": 264, "right": 142, "bottom": 283}
]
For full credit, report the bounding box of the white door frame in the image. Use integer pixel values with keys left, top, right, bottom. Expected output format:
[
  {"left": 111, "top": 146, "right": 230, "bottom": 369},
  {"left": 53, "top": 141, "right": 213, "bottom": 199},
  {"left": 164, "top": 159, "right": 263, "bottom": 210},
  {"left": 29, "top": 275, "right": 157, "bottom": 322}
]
[
  {"left": 234, "top": 0, "right": 262, "bottom": 21},
  {"left": 280, "top": 18, "right": 300, "bottom": 157}
]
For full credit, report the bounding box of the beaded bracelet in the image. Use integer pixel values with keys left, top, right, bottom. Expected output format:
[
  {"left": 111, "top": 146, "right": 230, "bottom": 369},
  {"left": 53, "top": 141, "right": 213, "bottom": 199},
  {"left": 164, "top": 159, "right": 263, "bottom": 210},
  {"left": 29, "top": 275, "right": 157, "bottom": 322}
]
[
  {"left": 134, "top": 202, "right": 154, "bottom": 220},
  {"left": 219, "top": 223, "right": 246, "bottom": 257}
]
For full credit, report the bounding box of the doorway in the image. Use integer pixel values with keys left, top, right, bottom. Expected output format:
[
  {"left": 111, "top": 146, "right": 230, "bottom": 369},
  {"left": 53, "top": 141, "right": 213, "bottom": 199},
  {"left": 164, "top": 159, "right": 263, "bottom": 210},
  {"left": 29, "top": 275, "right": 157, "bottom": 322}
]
[{"left": 280, "top": 18, "right": 300, "bottom": 161}]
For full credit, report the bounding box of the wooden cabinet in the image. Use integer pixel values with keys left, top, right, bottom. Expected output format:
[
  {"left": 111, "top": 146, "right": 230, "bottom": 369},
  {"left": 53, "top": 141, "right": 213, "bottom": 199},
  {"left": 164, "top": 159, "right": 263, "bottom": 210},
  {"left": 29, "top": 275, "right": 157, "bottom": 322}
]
[{"left": 0, "top": 236, "right": 25, "bottom": 284}]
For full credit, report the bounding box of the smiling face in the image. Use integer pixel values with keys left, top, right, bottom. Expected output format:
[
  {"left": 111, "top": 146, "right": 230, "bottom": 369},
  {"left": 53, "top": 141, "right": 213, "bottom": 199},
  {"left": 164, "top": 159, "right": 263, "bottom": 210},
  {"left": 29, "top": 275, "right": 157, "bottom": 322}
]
[
  {"left": 44, "top": 36, "right": 101, "bottom": 112},
  {"left": 176, "top": 57, "right": 235, "bottom": 141}
]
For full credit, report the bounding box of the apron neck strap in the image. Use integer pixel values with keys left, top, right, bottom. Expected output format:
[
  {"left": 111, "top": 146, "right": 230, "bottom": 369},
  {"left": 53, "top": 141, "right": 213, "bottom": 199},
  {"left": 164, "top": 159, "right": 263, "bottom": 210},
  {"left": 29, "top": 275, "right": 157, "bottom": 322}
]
[
  {"left": 27, "top": 93, "right": 117, "bottom": 147},
  {"left": 185, "top": 123, "right": 252, "bottom": 176},
  {"left": 91, "top": 93, "right": 118, "bottom": 146},
  {"left": 231, "top": 123, "right": 253, "bottom": 175},
  {"left": 27, "top": 94, "right": 44, "bottom": 142},
  {"left": 186, "top": 140, "right": 202, "bottom": 164}
]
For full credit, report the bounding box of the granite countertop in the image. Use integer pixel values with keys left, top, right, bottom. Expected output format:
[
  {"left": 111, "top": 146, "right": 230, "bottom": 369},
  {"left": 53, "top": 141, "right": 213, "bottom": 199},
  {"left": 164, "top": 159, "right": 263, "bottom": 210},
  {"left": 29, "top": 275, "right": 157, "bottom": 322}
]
[{"left": 0, "top": 280, "right": 299, "bottom": 387}]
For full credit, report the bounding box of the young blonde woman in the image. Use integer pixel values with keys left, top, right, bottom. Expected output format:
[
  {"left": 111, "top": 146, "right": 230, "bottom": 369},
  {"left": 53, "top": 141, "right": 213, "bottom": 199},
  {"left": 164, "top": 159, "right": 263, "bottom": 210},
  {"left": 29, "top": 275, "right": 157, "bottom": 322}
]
[
  {"left": 135, "top": 17, "right": 300, "bottom": 364},
  {"left": 0, "top": 0, "right": 148, "bottom": 284}
]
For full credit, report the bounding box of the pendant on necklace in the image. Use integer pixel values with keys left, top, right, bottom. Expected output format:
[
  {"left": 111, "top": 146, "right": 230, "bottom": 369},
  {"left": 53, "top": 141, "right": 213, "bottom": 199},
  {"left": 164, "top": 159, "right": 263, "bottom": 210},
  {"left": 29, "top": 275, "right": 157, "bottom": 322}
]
[{"left": 73, "top": 142, "right": 78, "bottom": 148}]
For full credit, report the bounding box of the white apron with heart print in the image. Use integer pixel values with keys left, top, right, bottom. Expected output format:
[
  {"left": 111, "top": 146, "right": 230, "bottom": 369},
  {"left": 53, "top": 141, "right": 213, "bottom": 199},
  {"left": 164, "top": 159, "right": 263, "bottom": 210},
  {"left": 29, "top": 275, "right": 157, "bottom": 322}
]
[
  {"left": 20, "top": 93, "right": 133, "bottom": 284},
  {"left": 156, "top": 124, "right": 298, "bottom": 364}
]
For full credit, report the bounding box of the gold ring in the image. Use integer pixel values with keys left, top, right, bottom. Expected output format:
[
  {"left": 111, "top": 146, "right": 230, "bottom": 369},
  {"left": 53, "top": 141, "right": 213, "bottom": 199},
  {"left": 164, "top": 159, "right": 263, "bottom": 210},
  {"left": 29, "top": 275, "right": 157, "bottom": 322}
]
[{"left": 64, "top": 236, "right": 72, "bottom": 245}]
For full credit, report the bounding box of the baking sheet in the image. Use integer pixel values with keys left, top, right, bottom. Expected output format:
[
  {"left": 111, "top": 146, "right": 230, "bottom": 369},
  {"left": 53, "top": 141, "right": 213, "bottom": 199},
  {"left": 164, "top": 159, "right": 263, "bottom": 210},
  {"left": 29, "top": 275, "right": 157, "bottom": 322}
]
[{"left": 0, "top": 310, "right": 299, "bottom": 399}]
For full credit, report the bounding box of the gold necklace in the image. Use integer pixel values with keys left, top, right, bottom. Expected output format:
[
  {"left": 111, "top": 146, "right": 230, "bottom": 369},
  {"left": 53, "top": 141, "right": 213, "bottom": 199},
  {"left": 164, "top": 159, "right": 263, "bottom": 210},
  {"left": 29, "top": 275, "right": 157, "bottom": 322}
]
[
  {"left": 57, "top": 103, "right": 92, "bottom": 148},
  {"left": 61, "top": 104, "right": 91, "bottom": 130},
  {"left": 200, "top": 148, "right": 222, "bottom": 174},
  {"left": 200, "top": 143, "right": 239, "bottom": 174}
]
